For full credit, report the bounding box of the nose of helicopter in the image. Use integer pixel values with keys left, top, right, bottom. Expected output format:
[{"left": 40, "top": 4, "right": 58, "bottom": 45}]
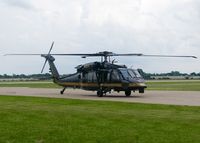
[{"left": 122, "top": 78, "right": 146, "bottom": 89}]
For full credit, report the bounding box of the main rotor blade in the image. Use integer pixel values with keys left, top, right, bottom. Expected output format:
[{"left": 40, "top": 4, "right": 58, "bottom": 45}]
[
  {"left": 4, "top": 52, "right": 197, "bottom": 59},
  {"left": 4, "top": 54, "right": 96, "bottom": 56},
  {"left": 40, "top": 53, "right": 143, "bottom": 56},
  {"left": 4, "top": 42, "right": 54, "bottom": 56},
  {"left": 142, "top": 55, "right": 197, "bottom": 59},
  {"left": 4, "top": 54, "right": 42, "bottom": 56},
  {"left": 112, "top": 54, "right": 143, "bottom": 56},
  {"left": 47, "top": 53, "right": 197, "bottom": 58}
]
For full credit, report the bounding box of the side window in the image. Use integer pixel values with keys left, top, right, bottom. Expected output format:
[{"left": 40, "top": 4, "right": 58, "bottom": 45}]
[
  {"left": 111, "top": 70, "right": 120, "bottom": 82},
  {"left": 93, "top": 72, "right": 97, "bottom": 82},
  {"left": 88, "top": 72, "right": 93, "bottom": 82},
  {"left": 82, "top": 72, "right": 87, "bottom": 82},
  {"left": 87, "top": 71, "right": 97, "bottom": 82}
]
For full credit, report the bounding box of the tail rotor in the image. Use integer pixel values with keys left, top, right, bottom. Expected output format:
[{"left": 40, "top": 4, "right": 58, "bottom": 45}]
[{"left": 41, "top": 42, "right": 54, "bottom": 73}]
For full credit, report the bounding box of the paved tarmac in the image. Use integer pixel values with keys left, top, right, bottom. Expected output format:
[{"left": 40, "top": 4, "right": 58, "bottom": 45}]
[{"left": 0, "top": 87, "right": 200, "bottom": 106}]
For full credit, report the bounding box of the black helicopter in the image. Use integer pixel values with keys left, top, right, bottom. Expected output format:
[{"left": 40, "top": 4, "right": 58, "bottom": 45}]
[{"left": 7, "top": 42, "right": 197, "bottom": 97}]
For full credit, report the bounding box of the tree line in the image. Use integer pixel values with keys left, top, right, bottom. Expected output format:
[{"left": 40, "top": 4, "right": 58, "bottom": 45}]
[
  {"left": 0, "top": 71, "right": 200, "bottom": 80},
  {"left": 0, "top": 73, "right": 52, "bottom": 80},
  {"left": 137, "top": 69, "right": 200, "bottom": 79}
]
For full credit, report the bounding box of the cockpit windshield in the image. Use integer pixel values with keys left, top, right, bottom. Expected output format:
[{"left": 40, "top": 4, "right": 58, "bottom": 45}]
[
  {"left": 119, "top": 68, "right": 130, "bottom": 79},
  {"left": 119, "top": 68, "right": 142, "bottom": 79},
  {"left": 128, "top": 69, "right": 142, "bottom": 78}
]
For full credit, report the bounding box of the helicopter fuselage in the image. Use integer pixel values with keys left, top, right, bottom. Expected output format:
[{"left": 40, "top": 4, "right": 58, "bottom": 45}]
[{"left": 53, "top": 61, "right": 147, "bottom": 96}]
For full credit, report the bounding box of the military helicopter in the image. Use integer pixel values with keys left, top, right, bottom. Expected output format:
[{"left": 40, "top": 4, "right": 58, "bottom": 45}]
[{"left": 6, "top": 42, "right": 197, "bottom": 97}]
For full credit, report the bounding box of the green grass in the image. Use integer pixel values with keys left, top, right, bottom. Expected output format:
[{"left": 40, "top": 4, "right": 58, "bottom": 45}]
[
  {"left": 0, "top": 95, "right": 199, "bottom": 143},
  {"left": 146, "top": 80, "right": 200, "bottom": 91},
  {"left": 1, "top": 80, "right": 200, "bottom": 91},
  {"left": 0, "top": 81, "right": 60, "bottom": 88}
]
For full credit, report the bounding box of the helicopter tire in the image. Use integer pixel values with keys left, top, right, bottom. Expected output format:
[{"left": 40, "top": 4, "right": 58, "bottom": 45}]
[
  {"left": 97, "top": 90, "right": 103, "bottom": 97},
  {"left": 125, "top": 90, "right": 131, "bottom": 97}
]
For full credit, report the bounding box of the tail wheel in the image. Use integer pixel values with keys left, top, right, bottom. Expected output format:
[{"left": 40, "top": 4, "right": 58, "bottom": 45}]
[
  {"left": 97, "top": 90, "right": 103, "bottom": 97},
  {"left": 60, "top": 87, "right": 66, "bottom": 95},
  {"left": 125, "top": 90, "right": 131, "bottom": 97}
]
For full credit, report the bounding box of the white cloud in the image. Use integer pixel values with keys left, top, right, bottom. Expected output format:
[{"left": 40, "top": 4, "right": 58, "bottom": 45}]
[
  {"left": 0, "top": 0, "right": 199, "bottom": 74},
  {"left": 1, "top": 0, "right": 34, "bottom": 10}
]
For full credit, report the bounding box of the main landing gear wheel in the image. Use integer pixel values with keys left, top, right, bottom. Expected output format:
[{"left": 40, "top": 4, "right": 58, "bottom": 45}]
[
  {"left": 125, "top": 90, "right": 131, "bottom": 97},
  {"left": 97, "top": 90, "right": 103, "bottom": 97}
]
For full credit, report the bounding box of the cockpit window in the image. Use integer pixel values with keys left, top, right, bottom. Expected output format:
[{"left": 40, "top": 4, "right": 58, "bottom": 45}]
[
  {"left": 119, "top": 68, "right": 142, "bottom": 79},
  {"left": 128, "top": 69, "right": 136, "bottom": 78},
  {"left": 119, "top": 68, "right": 131, "bottom": 80},
  {"left": 134, "top": 70, "right": 142, "bottom": 77},
  {"left": 128, "top": 69, "right": 141, "bottom": 78}
]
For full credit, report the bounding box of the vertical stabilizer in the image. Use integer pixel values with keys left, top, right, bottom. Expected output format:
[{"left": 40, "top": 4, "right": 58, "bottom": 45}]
[{"left": 41, "top": 55, "right": 60, "bottom": 79}]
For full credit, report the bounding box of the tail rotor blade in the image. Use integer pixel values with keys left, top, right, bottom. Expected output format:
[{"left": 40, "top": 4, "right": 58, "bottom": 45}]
[
  {"left": 41, "top": 41, "right": 54, "bottom": 73},
  {"left": 48, "top": 41, "right": 54, "bottom": 55},
  {"left": 41, "top": 59, "right": 47, "bottom": 73}
]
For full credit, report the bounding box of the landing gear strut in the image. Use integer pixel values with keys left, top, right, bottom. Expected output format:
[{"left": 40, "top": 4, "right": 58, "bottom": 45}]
[
  {"left": 97, "top": 90, "right": 103, "bottom": 97},
  {"left": 60, "top": 87, "right": 66, "bottom": 94},
  {"left": 125, "top": 90, "right": 131, "bottom": 97}
]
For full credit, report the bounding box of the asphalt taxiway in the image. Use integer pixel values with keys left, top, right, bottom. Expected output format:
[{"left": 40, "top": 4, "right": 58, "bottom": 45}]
[{"left": 0, "top": 87, "right": 200, "bottom": 106}]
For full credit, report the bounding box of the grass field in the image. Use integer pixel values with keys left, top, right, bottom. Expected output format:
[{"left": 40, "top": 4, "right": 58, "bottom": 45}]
[
  {"left": 0, "top": 81, "right": 60, "bottom": 88},
  {"left": 146, "top": 80, "right": 200, "bottom": 91},
  {"left": 0, "top": 95, "right": 199, "bottom": 143},
  {"left": 1, "top": 80, "right": 200, "bottom": 91}
]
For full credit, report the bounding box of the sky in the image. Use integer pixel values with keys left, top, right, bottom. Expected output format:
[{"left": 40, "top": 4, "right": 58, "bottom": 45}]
[{"left": 0, "top": 0, "right": 200, "bottom": 74}]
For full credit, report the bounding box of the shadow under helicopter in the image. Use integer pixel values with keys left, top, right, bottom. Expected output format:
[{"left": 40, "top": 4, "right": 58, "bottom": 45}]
[{"left": 64, "top": 92, "right": 144, "bottom": 98}]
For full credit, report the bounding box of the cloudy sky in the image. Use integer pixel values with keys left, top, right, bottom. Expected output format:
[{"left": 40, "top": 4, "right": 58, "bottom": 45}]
[{"left": 0, "top": 0, "right": 199, "bottom": 74}]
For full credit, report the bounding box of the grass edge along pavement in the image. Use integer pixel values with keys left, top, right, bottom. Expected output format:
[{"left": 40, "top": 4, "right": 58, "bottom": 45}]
[
  {"left": 0, "top": 95, "right": 199, "bottom": 143},
  {"left": 146, "top": 80, "right": 200, "bottom": 91},
  {"left": 1, "top": 80, "right": 200, "bottom": 91}
]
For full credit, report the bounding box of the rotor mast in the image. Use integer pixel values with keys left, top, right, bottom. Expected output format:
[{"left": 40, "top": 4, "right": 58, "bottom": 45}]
[{"left": 99, "top": 51, "right": 112, "bottom": 62}]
